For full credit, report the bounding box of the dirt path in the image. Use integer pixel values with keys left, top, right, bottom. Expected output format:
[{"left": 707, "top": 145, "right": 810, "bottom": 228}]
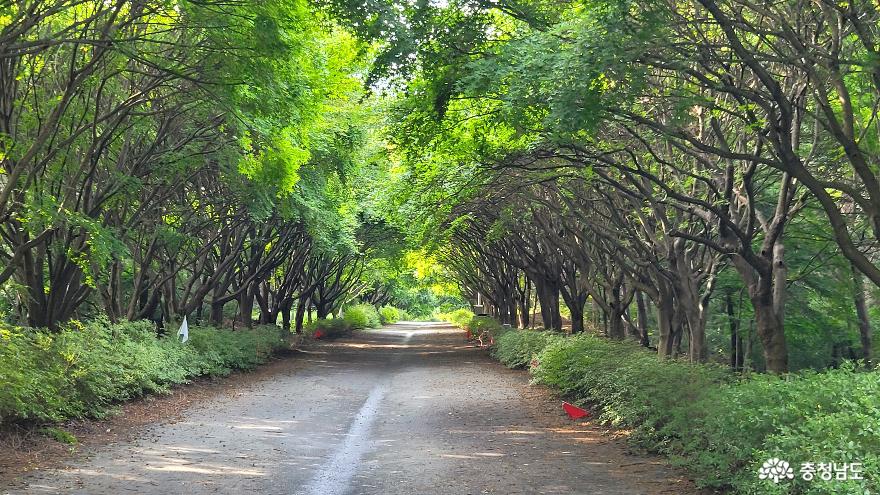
[{"left": 3, "top": 322, "right": 697, "bottom": 495}]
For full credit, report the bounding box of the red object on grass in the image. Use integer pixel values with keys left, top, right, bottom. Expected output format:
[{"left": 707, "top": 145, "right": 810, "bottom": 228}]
[
  {"left": 313, "top": 329, "right": 324, "bottom": 340},
  {"left": 563, "top": 402, "right": 589, "bottom": 419}
]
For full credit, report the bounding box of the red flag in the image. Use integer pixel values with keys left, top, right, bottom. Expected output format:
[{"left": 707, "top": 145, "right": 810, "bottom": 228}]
[{"left": 563, "top": 402, "right": 589, "bottom": 419}]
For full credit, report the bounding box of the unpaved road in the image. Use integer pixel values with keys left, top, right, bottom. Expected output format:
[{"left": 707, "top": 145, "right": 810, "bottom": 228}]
[{"left": 4, "top": 322, "right": 695, "bottom": 495}]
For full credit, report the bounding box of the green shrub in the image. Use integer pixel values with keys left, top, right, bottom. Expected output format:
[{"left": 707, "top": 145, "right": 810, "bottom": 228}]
[
  {"left": 342, "top": 308, "right": 367, "bottom": 329},
  {"left": 684, "top": 365, "right": 880, "bottom": 494},
  {"left": 379, "top": 305, "right": 401, "bottom": 324},
  {"left": 491, "top": 329, "right": 562, "bottom": 368},
  {"left": 306, "top": 318, "right": 354, "bottom": 339},
  {"left": 438, "top": 308, "right": 474, "bottom": 328},
  {"left": 0, "top": 318, "right": 285, "bottom": 426},
  {"left": 468, "top": 315, "right": 509, "bottom": 339},
  {"left": 520, "top": 333, "right": 880, "bottom": 493},
  {"left": 187, "top": 324, "right": 283, "bottom": 374},
  {"left": 38, "top": 427, "right": 77, "bottom": 444},
  {"left": 343, "top": 304, "right": 382, "bottom": 329},
  {"left": 378, "top": 305, "right": 410, "bottom": 323}
]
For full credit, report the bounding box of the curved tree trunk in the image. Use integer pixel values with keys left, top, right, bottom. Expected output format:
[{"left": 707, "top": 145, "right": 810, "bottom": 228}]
[
  {"left": 851, "top": 263, "right": 873, "bottom": 368},
  {"left": 294, "top": 298, "right": 308, "bottom": 334},
  {"left": 239, "top": 284, "right": 255, "bottom": 329},
  {"left": 636, "top": 291, "right": 650, "bottom": 347}
]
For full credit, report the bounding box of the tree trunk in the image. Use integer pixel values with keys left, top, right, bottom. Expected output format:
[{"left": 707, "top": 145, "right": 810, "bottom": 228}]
[
  {"left": 507, "top": 296, "right": 518, "bottom": 327},
  {"left": 669, "top": 238, "right": 713, "bottom": 363},
  {"left": 608, "top": 306, "right": 626, "bottom": 340},
  {"left": 281, "top": 300, "right": 292, "bottom": 332},
  {"left": 518, "top": 297, "right": 530, "bottom": 328},
  {"left": 561, "top": 287, "right": 586, "bottom": 334},
  {"left": 752, "top": 298, "right": 788, "bottom": 373},
  {"left": 656, "top": 285, "right": 675, "bottom": 357},
  {"left": 315, "top": 301, "right": 329, "bottom": 320},
  {"left": 256, "top": 282, "right": 273, "bottom": 325},
  {"left": 295, "top": 298, "right": 308, "bottom": 334},
  {"left": 570, "top": 302, "right": 585, "bottom": 334},
  {"left": 516, "top": 278, "right": 531, "bottom": 328},
  {"left": 536, "top": 280, "right": 551, "bottom": 329},
  {"left": 686, "top": 312, "right": 707, "bottom": 362},
  {"left": 636, "top": 291, "right": 649, "bottom": 347},
  {"left": 851, "top": 263, "right": 873, "bottom": 368},
  {"left": 239, "top": 285, "right": 255, "bottom": 328},
  {"left": 726, "top": 291, "right": 743, "bottom": 371},
  {"left": 536, "top": 280, "right": 562, "bottom": 330},
  {"left": 550, "top": 284, "right": 562, "bottom": 330},
  {"left": 752, "top": 245, "right": 788, "bottom": 373},
  {"left": 731, "top": 242, "right": 789, "bottom": 373},
  {"left": 210, "top": 300, "right": 225, "bottom": 326}
]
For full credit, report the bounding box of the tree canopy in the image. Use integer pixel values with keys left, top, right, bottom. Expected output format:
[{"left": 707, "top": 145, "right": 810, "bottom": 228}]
[
  {"left": 324, "top": 0, "right": 880, "bottom": 373},
  {"left": 2, "top": 0, "right": 880, "bottom": 374}
]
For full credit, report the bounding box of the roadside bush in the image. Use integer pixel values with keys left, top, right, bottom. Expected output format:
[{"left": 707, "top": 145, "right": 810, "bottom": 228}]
[
  {"left": 0, "top": 318, "right": 285, "bottom": 426},
  {"left": 491, "top": 329, "right": 562, "bottom": 368},
  {"left": 342, "top": 308, "right": 367, "bottom": 329},
  {"left": 379, "top": 305, "right": 403, "bottom": 324},
  {"left": 187, "top": 324, "right": 283, "bottom": 375},
  {"left": 438, "top": 308, "right": 474, "bottom": 328},
  {"left": 344, "top": 304, "right": 382, "bottom": 329},
  {"left": 304, "top": 318, "right": 353, "bottom": 339},
  {"left": 467, "top": 315, "right": 509, "bottom": 339},
  {"left": 686, "top": 365, "right": 880, "bottom": 494},
  {"left": 519, "top": 333, "right": 880, "bottom": 493}
]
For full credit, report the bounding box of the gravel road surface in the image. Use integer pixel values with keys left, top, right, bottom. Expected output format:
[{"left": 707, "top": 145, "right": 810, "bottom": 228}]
[{"left": 4, "top": 322, "right": 695, "bottom": 495}]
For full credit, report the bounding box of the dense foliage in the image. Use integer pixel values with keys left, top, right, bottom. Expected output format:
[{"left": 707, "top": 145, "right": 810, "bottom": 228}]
[
  {"left": 491, "top": 330, "right": 562, "bottom": 368},
  {"left": 303, "top": 303, "right": 396, "bottom": 338},
  {"left": 467, "top": 316, "right": 508, "bottom": 340},
  {"left": 326, "top": 0, "right": 880, "bottom": 376},
  {"left": 7, "top": 0, "right": 880, "bottom": 491},
  {"left": 494, "top": 329, "right": 880, "bottom": 493},
  {"left": 0, "top": 319, "right": 284, "bottom": 425},
  {"left": 343, "top": 304, "right": 383, "bottom": 330},
  {"left": 378, "top": 305, "right": 408, "bottom": 324},
  {"left": 437, "top": 308, "right": 475, "bottom": 329},
  {"left": 304, "top": 318, "right": 354, "bottom": 339},
  {"left": 0, "top": 0, "right": 445, "bottom": 333}
]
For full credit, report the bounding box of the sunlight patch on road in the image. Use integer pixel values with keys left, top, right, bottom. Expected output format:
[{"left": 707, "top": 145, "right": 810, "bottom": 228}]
[
  {"left": 69, "top": 468, "right": 154, "bottom": 483},
  {"left": 145, "top": 463, "right": 265, "bottom": 476}
]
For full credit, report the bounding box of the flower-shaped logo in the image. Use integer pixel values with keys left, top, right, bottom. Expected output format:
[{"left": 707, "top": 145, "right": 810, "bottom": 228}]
[{"left": 758, "top": 458, "right": 795, "bottom": 483}]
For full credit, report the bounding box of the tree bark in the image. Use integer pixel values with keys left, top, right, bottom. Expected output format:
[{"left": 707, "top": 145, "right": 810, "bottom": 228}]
[
  {"left": 851, "top": 263, "right": 873, "bottom": 368},
  {"left": 210, "top": 299, "right": 225, "bottom": 326},
  {"left": 535, "top": 279, "right": 562, "bottom": 330},
  {"left": 608, "top": 305, "right": 626, "bottom": 340},
  {"left": 656, "top": 283, "right": 676, "bottom": 358},
  {"left": 569, "top": 300, "right": 585, "bottom": 334},
  {"left": 752, "top": 298, "right": 788, "bottom": 373},
  {"left": 636, "top": 291, "right": 650, "bottom": 347},
  {"left": 238, "top": 283, "right": 256, "bottom": 328},
  {"left": 295, "top": 297, "right": 308, "bottom": 334}
]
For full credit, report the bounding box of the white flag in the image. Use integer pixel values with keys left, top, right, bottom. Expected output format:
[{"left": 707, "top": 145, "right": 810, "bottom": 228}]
[{"left": 177, "top": 316, "right": 189, "bottom": 343}]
